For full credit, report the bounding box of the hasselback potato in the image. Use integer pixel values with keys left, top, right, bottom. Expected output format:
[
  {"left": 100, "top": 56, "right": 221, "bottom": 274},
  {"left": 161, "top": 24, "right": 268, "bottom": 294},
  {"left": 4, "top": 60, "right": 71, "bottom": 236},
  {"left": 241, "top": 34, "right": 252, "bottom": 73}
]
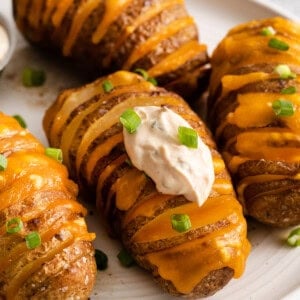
[
  {"left": 208, "top": 17, "right": 300, "bottom": 227},
  {"left": 13, "top": 0, "right": 209, "bottom": 100},
  {"left": 43, "top": 70, "right": 250, "bottom": 297},
  {"left": 0, "top": 113, "right": 96, "bottom": 299}
]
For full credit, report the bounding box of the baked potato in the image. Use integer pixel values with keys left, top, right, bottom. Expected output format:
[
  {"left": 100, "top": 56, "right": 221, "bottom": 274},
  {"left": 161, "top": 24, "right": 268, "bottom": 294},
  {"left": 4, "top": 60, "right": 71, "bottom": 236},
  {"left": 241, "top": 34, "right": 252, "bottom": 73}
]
[
  {"left": 12, "top": 0, "right": 209, "bottom": 101},
  {"left": 43, "top": 70, "right": 250, "bottom": 298},
  {"left": 0, "top": 113, "right": 96, "bottom": 299},
  {"left": 208, "top": 17, "right": 300, "bottom": 227}
]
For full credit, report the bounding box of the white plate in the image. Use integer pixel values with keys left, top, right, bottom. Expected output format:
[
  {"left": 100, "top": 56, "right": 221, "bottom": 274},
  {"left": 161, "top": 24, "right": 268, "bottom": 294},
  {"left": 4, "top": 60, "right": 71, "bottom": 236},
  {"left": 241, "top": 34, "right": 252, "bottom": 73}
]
[{"left": 0, "top": 1, "right": 300, "bottom": 300}]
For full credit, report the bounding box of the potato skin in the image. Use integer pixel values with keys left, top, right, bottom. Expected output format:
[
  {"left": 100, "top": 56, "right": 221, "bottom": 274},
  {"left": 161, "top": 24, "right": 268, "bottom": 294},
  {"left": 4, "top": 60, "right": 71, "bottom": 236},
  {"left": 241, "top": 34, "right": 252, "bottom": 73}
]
[
  {"left": 43, "top": 70, "right": 250, "bottom": 297},
  {"left": 13, "top": 0, "right": 209, "bottom": 101},
  {"left": 0, "top": 113, "right": 96, "bottom": 299},
  {"left": 208, "top": 17, "right": 300, "bottom": 227}
]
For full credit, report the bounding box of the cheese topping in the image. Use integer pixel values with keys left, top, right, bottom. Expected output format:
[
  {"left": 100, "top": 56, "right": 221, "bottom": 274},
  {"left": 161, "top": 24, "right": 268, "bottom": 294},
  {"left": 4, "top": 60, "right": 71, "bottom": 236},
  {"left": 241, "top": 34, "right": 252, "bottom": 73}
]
[{"left": 123, "top": 106, "right": 215, "bottom": 206}]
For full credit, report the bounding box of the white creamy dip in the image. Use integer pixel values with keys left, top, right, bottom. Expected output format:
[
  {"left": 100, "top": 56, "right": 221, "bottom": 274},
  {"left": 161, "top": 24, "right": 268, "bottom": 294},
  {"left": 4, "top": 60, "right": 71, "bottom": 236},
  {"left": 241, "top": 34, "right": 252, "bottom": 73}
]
[
  {"left": 122, "top": 106, "right": 215, "bottom": 206},
  {"left": 0, "top": 24, "right": 9, "bottom": 62}
]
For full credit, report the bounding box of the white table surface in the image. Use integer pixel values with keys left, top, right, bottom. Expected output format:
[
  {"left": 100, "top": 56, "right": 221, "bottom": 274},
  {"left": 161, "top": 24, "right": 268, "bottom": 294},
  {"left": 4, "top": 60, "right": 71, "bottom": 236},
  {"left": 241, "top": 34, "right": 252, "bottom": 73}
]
[{"left": 269, "top": 0, "right": 300, "bottom": 14}]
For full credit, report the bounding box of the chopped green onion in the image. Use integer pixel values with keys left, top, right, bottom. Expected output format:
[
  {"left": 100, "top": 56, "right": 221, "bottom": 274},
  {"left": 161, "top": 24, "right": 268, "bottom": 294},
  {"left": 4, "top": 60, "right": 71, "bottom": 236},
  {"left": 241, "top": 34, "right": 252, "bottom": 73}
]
[
  {"left": 102, "top": 80, "right": 114, "bottom": 93},
  {"left": 134, "top": 68, "right": 149, "bottom": 80},
  {"left": 45, "top": 147, "right": 63, "bottom": 163},
  {"left": 171, "top": 214, "right": 192, "bottom": 233},
  {"left": 120, "top": 109, "right": 141, "bottom": 134},
  {"left": 134, "top": 68, "right": 157, "bottom": 85},
  {"left": 25, "top": 231, "right": 41, "bottom": 249},
  {"left": 22, "top": 67, "right": 46, "bottom": 87},
  {"left": 117, "top": 249, "right": 135, "bottom": 267},
  {"left": 274, "top": 64, "right": 296, "bottom": 79},
  {"left": 13, "top": 115, "right": 27, "bottom": 128},
  {"left": 6, "top": 217, "right": 23, "bottom": 234},
  {"left": 178, "top": 126, "right": 198, "bottom": 148},
  {"left": 95, "top": 249, "right": 108, "bottom": 270},
  {"left": 272, "top": 99, "right": 294, "bottom": 116},
  {"left": 260, "top": 26, "right": 276, "bottom": 36},
  {"left": 281, "top": 86, "right": 297, "bottom": 94},
  {"left": 0, "top": 154, "right": 7, "bottom": 171},
  {"left": 287, "top": 227, "right": 300, "bottom": 247},
  {"left": 147, "top": 77, "right": 158, "bottom": 86},
  {"left": 268, "top": 38, "right": 289, "bottom": 51}
]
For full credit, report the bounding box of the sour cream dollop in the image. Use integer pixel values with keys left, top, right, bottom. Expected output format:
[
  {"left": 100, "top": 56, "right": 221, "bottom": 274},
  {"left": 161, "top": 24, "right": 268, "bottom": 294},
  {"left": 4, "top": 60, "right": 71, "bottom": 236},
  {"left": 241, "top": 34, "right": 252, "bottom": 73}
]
[
  {"left": 122, "top": 106, "right": 215, "bottom": 206},
  {"left": 0, "top": 24, "right": 9, "bottom": 62}
]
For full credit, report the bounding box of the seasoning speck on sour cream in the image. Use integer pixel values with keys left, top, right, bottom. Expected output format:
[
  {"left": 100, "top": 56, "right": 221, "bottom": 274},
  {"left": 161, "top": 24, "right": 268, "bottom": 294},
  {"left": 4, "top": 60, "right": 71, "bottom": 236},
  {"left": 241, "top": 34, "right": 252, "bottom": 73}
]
[
  {"left": 122, "top": 106, "right": 215, "bottom": 206},
  {"left": 0, "top": 24, "right": 9, "bottom": 62}
]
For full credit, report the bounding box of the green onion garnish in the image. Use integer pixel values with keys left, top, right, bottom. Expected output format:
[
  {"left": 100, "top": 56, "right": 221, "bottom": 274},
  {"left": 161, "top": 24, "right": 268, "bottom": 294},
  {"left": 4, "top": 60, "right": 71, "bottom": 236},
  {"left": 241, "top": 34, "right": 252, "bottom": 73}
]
[
  {"left": 6, "top": 217, "right": 23, "bottom": 234},
  {"left": 281, "top": 86, "right": 297, "bottom": 94},
  {"left": 45, "top": 147, "right": 63, "bottom": 163},
  {"left": 268, "top": 38, "right": 289, "bottom": 51},
  {"left": 120, "top": 109, "right": 141, "bottom": 134},
  {"left": 22, "top": 67, "right": 46, "bottom": 87},
  {"left": 147, "top": 77, "right": 158, "bottom": 86},
  {"left": 102, "top": 80, "right": 114, "bottom": 93},
  {"left": 171, "top": 214, "right": 192, "bottom": 233},
  {"left": 134, "top": 68, "right": 157, "bottom": 85},
  {"left": 95, "top": 249, "right": 108, "bottom": 270},
  {"left": 117, "top": 249, "right": 135, "bottom": 267},
  {"left": 134, "top": 68, "right": 149, "bottom": 80},
  {"left": 0, "top": 154, "right": 7, "bottom": 171},
  {"left": 178, "top": 126, "right": 198, "bottom": 148},
  {"left": 25, "top": 231, "right": 41, "bottom": 249},
  {"left": 274, "top": 64, "right": 296, "bottom": 79},
  {"left": 13, "top": 115, "right": 27, "bottom": 128},
  {"left": 272, "top": 99, "right": 294, "bottom": 116},
  {"left": 287, "top": 227, "right": 300, "bottom": 247},
  {"left": 260, "top": 26, "right": 276, "bottom": 36}
]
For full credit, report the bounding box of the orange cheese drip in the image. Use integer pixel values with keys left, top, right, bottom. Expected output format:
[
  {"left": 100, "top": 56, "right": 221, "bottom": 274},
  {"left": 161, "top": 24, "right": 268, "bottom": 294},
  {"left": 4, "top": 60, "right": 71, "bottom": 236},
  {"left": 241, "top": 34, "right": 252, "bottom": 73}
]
[
  {"left": 145, "top": 221, "right": 249, "bottom": 294},
  {"left": 123, "top": 16, "right": 195, "bottom": 69},
  {"left": 52, "top": 0, "right": 73, "bottom": 27},
  {"left": 63, "top": 0, "right": 101, "bottom": 56},
  {"left": 108, "top": 0, "right": 183, "bottom": 64},
  {"left": 92, "top": 0, "right": 132, "bottom": 44},
  {"left": 131, "top": 196, "right": 241, "bottom": 244},
  {"left": 42, "top": 0, "right": 57, "bottom": 25},
  {"left": 148, "top": 41, "right": 207, "bottom": 77},
  {"left": 27, "top": 0, "right": 44, "bottom": 29},
  {"left": 85, "top": 133, "right": 124, "bottom": 185},
  {"left": 114, "top": 169, "right": 147, "bottom": 211},
  {"left": 236, "top": 174, "right": 289, "bottom": 209}
]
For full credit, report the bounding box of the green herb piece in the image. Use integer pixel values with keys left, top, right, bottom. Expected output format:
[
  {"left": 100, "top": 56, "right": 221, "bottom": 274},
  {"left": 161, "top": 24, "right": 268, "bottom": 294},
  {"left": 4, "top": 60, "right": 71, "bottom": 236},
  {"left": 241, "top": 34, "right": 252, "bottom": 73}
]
[
  {"left": 102, "top": 80, "right": 114, "bottom": 93},
  {"left": 117, "top": 249, "right": 135, "bottom": 267},
  {"left": 260, "top": 26, "right": 276, "bottom": 36},
  {"left": 281, "top": 86, "right": 297, "bottom": 94},
  {"left": 0, "top": 154, "right": 7, "bottom": 171},
  {"left": 147, "top": 77, "right": 158, "bottom": 86},
  {"left": 120, "top": 109, "right": 141, "bottom": 134},
  {"left": 95, "top": 249, "right": 108, "bottom": 270},
  {"left": 272, "top": 99, "right": 294, "bottom": 116},
  {"left": 178, "top": 126, "right": 198, "bottom": 148},
  {"left": 22, "top": 67, "right": 46, "bottom": 87},
  {"left": 45, "top": 147, "right": 63, "bottom": 163},
  {"left": 274, "top": 64, "right": 296, "bottom": 79},
  {"left": 134, "top": 68, "right": 157, "bottom": 85},
  {"left": 25, "top": 231, "right": 41, "bottom": 249},
  {"left": 171, "top": 214, "right": 192, "bottom": 233},
  {"left": 6, "top": 217, "right": 23, "bottom": 234},
  {"left": 287, "top": 227, "right": 300, "bottom": 247},
  {"left": 134, "top": 68, "right": 149, "bottom": 80},
  {"left": 268, "top": 38, "right": 289, "bottom": 51},
  {"left": 13, "top": 115, "right": 27, "bottom": 128}
]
